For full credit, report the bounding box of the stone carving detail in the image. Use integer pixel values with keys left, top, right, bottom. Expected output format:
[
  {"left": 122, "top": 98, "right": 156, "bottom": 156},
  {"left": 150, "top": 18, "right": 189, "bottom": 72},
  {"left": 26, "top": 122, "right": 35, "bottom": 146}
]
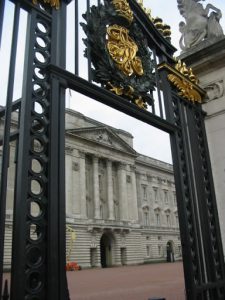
[
  {"left": 96, "top": 131, "right": 112, "bottom": 145},
  {"left": 204, "top": 80, "right": 224, "bottom": 101},
  {"left": 72, "top": 162, "right": 79, "bottom": 171},
  {"left": 177, "top": 0, "right": 224, "bottom": 51},
  {"left": 126, "top": 175, "right": 131, "bottom": 183},
  {"left": 65, "top": 145, "right": 73, "bottom": 155}
]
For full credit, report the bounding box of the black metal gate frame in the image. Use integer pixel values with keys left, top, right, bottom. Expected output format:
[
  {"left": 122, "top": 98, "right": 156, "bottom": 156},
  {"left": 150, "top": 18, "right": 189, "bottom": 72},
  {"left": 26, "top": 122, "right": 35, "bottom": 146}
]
[{"left": 0, "top": 0, "right": 225, "bottom": 299}]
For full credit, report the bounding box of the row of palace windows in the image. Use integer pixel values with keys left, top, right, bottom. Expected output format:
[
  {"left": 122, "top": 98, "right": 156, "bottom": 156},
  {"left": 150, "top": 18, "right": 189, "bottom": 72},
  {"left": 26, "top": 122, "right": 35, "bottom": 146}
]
[
  {"left": 143, "top": 211, "right": 179, "bottom": 227},
  {"left": 146, "top": 245, "right": 182, "bottom": 258},
  {"left": 142, "top": 184, "right": 176, "bottom": 205}
]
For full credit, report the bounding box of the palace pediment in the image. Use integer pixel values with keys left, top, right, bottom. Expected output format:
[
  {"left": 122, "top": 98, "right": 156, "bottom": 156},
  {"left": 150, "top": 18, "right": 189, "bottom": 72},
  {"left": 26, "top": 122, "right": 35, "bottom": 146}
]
[{"left": 67, "top": 126, "right": 137, "bottom": 156}]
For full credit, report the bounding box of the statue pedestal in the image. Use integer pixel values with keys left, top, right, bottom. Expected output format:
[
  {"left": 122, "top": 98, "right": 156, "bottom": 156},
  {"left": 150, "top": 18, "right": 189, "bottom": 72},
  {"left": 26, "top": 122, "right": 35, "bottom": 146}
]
[{"left": 180, "top": 38, "right": 225, "bottom": 256}]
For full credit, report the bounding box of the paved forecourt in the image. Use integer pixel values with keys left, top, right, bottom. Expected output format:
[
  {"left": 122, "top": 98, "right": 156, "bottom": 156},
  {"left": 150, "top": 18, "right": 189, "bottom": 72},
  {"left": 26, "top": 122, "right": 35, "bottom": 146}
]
[{"left": 67, "top": 261, "right": 185, "bottom": 300}]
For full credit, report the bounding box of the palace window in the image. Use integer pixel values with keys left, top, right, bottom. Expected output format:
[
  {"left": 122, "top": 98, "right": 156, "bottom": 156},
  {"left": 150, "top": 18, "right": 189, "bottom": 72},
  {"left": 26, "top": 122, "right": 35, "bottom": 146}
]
[
  {"left": 158, "top": 245, "right": 163, "bottom": 257},
  {"left": 99, "top": 174, "right": 102, "bottom": 192},
  {"left": 178, "top": 246, "right": 182, "bottom": 256},
  {"left": 173, "top": 191, "right": 176, "bottom": 205},
  {"left": 166, "top": 214, "right": 171, "bottom": 227},
  {"left": 143, "top": 208, "right": 149, "bottom": 226},
  {"left": 146, "top": 245, "right": 151, "bottom": 257},
  {"left": 100, "top": 204, "right": 103, "bottom": 219},
  {"left": 114, "top": 200, "right": 119, "bottom": 220},
  {"left": 142, "top": 184, "right": 147, "bottom": 200},
  {"left": 155, "top": 212, "right": 160, "bottom": 226},
  {"left": 153, "top": 187, "right": 158, "bottom": 202},
  {"left": 164, "top": 189, "right": 168, "bottom": 204}
]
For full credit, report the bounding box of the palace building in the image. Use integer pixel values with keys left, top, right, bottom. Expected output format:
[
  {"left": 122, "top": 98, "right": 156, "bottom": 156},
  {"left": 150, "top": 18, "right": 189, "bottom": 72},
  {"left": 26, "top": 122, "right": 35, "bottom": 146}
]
[
  {"left": 64, "top": 109, "right": 181, "bottom": 268},
  {"left": 1, "top": 108, "right": 181, "bottom": 269}
]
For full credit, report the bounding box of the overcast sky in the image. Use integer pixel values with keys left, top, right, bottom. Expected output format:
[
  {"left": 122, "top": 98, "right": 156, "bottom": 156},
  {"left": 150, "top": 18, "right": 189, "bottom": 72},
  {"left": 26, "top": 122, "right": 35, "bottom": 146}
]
[{"left": 1, "top": 0, "right": 225, "bottom": 163}]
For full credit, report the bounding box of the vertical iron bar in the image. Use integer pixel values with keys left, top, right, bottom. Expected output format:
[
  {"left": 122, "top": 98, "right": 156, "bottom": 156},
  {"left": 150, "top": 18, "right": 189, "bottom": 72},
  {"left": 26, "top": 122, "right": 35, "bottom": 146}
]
[
  {"left": 153, "top": 48, "right": 163, "bottom": 118},
  {"left": 86, "top": 0, "right": 92, "bottom": 82},
  {"left": 10, "top": 8, "right": 36, "bottom": 299},
  {"left": 0, "top": 0, "right": 5, "bottom": 47},
  {"left": 150, "top": 90, "right": 155, "bottom": 114},
  {"left": 75, "top": 0, "right": 79, "bottom": 75},
  {"left": 48, "top": 2, "right": 70, "bottom": 298},
  {"left": 0, "top": 2, "right": 20, "bottom": 295},
  {"left": 97, "top": 0, "right": 101, "bottom": 6},
  {"left": 185, "top": 104, "right": 225, "bottom": 299},
  {"left": 2, "top": 279, "right": 9, "bottom": 300},
  {"left": 159, "top": 69, "right": 199, "bottom": 299},
  {"left": 58, "top": 85, "right": 68, "bottom": 299}
]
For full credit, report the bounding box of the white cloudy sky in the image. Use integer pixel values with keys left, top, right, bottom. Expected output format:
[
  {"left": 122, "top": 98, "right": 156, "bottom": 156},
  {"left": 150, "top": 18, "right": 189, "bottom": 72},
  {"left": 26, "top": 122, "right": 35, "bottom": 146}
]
[{"left": 1, "top": 0, "right": 225, "bottom": 163}]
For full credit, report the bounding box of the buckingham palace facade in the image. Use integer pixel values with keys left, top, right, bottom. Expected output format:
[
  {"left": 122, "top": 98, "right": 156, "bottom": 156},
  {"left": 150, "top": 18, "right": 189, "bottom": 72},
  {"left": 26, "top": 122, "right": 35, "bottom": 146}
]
[{"left": 1, "top": 108, "right": 181, "bottom": 269}]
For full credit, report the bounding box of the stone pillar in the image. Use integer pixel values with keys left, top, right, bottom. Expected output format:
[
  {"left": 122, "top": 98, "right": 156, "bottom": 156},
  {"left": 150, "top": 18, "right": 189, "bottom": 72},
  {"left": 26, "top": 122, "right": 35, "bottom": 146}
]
[
  {"left": 79, "top": 151, "right": 87, "bottom": 219},
  {"left": 106, "top": 159, "right": 115, "bottom": 220},
  {"left": 117, "top": 163, "right": 128, "bottom": 221},
  {"left": 130, "top": 165, "right": 139, "bottom": 222},
  {"left": 93, "top": 156, "right": 100, "bottom": 219}
]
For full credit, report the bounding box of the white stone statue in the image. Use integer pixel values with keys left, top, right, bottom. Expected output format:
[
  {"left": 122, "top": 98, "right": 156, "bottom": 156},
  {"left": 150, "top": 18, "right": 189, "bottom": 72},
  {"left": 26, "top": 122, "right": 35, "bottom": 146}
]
[{"left": 177, "top": 0, "right": 224, "bottom": 51}]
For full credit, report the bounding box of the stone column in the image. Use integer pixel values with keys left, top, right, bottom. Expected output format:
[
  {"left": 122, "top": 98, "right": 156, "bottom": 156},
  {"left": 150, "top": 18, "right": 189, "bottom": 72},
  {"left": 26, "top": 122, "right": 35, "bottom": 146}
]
[
  {"left": 130, "top": 165, "right": 139, "bottom": 222},
  {"left": 117, "top": 163, "right": 128, "bottom": 221},
  {"left": 93, "top": 155, "right": 100, "bottom": 219},
  {"left": 79, "top": 150, "right": 87, "bottom": 219},
  {"left": 106, "top": 159, "right": 115, "bottom": 220}
]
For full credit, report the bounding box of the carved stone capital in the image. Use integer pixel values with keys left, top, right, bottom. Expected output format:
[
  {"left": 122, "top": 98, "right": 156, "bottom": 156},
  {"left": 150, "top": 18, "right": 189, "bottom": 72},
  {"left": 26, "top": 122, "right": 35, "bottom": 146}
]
[
  {"left": 92, "top": 155, "right": 99, "bottom": 164},
  {"left": 65, "top": 145, "right": 73, "bottom": 155},
  {"left": 129, "top": 164, "right": 136, "bottom": 172},
  {"left": 204, "top": 80, "right": 224, "bottom": 101},
  {"left": 78, "top": 150, "right": 86, "bottom": 159},
  {"left": 72, "top": 162, "right": 79, "bottom": 171},
  {"left": 118, "top": 162, "right": 127, "bottom": 170}
]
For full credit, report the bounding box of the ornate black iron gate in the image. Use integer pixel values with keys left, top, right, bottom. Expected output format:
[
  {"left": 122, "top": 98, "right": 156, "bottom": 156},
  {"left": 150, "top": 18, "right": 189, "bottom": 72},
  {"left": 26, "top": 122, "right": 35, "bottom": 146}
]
[{"left": 0, "top": 0, "right": 224, "bottom": 299}]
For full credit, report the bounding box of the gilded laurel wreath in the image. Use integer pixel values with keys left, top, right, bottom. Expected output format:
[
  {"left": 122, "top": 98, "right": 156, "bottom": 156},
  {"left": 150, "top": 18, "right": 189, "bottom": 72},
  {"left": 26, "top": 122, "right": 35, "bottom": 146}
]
[{"left": 81, "top": 0, "right": 155, "bottom": 109}]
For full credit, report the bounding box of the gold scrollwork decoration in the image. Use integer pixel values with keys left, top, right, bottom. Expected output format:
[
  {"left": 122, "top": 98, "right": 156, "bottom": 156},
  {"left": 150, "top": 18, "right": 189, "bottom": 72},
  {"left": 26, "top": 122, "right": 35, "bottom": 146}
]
[
  {"left": 32, "top": 0, "right": 60, "bottom": 9},
  {"left": 112, "top": 0, "right": 134, "bottom": 24},
  {"left": 107, "top": 82, "right": 147, "bottom": 109},
  {"left": 158, "top": 62, "right": 205, "bottom": 103},
  {"left": 107, "top": 25, "right": 144, "bottom": 77},
  {"left": 168, "top": 74, "right": 201, "bottom": 103}
]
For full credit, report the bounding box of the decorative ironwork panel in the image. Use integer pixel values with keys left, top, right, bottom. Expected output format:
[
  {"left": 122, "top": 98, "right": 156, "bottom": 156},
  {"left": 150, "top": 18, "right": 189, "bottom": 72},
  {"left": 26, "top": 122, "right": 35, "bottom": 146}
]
[
  {"left": 159, "top": 64, "right": 225, "bottom": 299},
  {"left": 0, "top": 1, "right": 225, "bottom": 300},
  {"left": 0, "top": 1, "right": 70, "bottom": 299}
]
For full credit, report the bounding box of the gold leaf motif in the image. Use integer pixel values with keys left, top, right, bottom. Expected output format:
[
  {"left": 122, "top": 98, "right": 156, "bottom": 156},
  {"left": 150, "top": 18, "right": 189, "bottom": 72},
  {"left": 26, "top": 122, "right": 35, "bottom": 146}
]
[
  {"left": 32, "top": 0, "right": 60, "bottom": 9},
  {"left": 168, "top": 74, "right": 201, "bottom": 103},
  {"left": 175, "top": 60, "right": 199, "bottom": 85},
  {"left": 112, "top": 0, "right": 133, "bottom": 24},
  {"left": 107, "top": 82, "right": 147, "bottom": 109},
  {"left": 135, "top": 97, "right": 148, "bottom": 109},
  {"left": 107, "top": 25, "right": 144, "bottom": 77}
]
